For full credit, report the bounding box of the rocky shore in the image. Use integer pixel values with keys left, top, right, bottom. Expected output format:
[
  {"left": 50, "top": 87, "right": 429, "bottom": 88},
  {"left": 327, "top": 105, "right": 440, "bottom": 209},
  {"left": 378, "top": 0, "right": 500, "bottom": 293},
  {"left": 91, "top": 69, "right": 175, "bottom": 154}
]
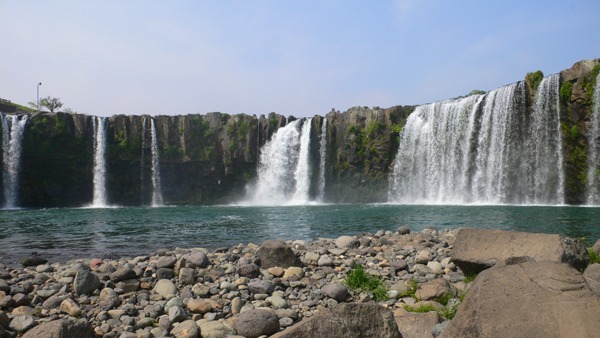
[{"left": 1, "top": 227, "right": 599, "bottom": 338}]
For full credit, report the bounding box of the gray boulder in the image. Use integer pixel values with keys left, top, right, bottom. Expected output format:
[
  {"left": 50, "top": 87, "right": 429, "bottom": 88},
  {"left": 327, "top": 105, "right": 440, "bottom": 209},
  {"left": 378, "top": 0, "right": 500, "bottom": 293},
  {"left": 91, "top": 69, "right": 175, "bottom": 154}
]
[
  {"left": 110, "top": 267, "right": 136, "bottom": 282},
  {"left": 451, "top": 228, "right": 588, "bottom": 274},
  {"left": 233, "top": 308, "right": 280, "bottom": 338},
  {"left": 22, "top": 318, "right": 94, "bottom": 338},
  {"left": 441, "top": 261, "right": 600, "bottom": 338},
  {"left": 9, "top": 315, "right": 36, "bottom": 333},
  {"left": 236, "top": 263, "right": 260, "bottom": 278},
  {"left": 334, "top": 235, "right": 360, "bottom": 249},
  {"left": 271, "top": 302, "right": 402, "bottom": 338},
  {"left": 73, "top": 270, "right": 101, "bottom": 295},
  {"left": 256, "top": 240, "right": 302, "bottom": 269},
  {"left": 183, "top": 251, "right": 209, "bottom": 268},
  {"left": 248, "top": 280, "right": 275, "bottom": 295},
  {"left": 321, "top": 283, "right": 349, "bottom": 302}
]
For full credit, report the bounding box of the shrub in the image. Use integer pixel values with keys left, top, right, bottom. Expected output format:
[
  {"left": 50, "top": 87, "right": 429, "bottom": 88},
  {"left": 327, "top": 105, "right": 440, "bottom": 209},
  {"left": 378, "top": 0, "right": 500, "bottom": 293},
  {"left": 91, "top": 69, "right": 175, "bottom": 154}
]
[
  {"left": 526, "top": 70, "right": 544, "bottom": 91},
  {"left": 560, "top": 81, "right": 573, "bottom": 103}
]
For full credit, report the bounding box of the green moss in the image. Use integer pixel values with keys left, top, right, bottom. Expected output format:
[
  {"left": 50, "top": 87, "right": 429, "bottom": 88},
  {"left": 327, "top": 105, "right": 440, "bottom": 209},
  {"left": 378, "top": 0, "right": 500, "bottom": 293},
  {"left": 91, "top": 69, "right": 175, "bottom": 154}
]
[
  {"left": 203, "top": 146, "right": 215, "bottom": 159},
  {"left": 526, "top": 70, "right": 544, "bottom": 91},
  {"left": 468, "top": 89, "right": 487, "bottom": 96},
  {"left": 570, "top": 125, "right": 580, "bottom": 140},
  {"left": 583, "top": 64, "right": 600, "bottom": 103},
  {"left": 365, "top": 120, "right": 383, "bottom": 139},
  {"left": 560, "top": 81, "right": 573, "bottom": 103},
  {"left": 269, "top": 117, "right": 279, "bottom": 131},
  {"left": 403, "top": 303, "right": 438, "bottom": 313}
]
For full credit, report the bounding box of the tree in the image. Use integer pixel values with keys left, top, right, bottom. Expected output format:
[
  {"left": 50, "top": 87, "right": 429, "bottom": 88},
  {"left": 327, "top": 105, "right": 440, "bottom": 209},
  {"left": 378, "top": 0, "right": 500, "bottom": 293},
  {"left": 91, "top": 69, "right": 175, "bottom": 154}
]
[{"left": 40, "top": 96, "right": 63, "bottom": 113}]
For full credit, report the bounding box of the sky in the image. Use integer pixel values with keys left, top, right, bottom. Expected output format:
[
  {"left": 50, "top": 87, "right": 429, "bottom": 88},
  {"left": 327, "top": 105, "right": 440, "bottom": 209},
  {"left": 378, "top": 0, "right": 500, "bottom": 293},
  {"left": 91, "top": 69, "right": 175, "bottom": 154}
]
[{"left": 1, "top": 1, "right": 599, "bottom": 118}]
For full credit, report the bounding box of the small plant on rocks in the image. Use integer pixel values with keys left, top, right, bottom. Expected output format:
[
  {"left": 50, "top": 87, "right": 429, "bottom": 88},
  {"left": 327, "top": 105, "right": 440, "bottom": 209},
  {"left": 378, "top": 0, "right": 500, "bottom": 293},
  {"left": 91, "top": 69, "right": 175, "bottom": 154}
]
[
  {"left": 344, "top": 264, "right": 388, "bottom": 301},
  {"left": 588, "top": 248, "right": 600, "bottom": 265},
  {"left": 463, "top": 272, "right": 478, "bottom": 283},
  {"left": 403, "top": 303, "right": 438, "bottom": 313},
  {"left": 398, "top": 279, "right": 419, "bottom": 300}
]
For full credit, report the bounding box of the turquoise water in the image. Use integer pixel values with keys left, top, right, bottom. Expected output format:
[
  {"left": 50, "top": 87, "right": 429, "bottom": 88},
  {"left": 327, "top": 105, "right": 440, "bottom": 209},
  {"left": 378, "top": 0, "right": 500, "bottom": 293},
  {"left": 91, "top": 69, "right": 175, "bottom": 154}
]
[{"left": 1, "top": 204, "right": 600, "bottom": 264}]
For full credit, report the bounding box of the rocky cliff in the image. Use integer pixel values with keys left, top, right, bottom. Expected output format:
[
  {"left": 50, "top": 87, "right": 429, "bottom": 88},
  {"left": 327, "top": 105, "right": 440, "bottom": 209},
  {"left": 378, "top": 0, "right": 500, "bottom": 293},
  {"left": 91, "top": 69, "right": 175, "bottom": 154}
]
[{"left": 1, "top": 58, "right": 599, "bottom": 208}]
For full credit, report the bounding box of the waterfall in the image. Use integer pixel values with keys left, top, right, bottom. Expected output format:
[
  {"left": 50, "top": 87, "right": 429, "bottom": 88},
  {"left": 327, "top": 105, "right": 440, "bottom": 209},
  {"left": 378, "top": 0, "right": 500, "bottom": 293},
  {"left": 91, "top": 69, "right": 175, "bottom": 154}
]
[
  {"left": 527, "top": 74, "right": 564, "bottom": 204},
  {"left": 389, "top": 75, "right": 565, "bottom": 205},
  {"left": 92, "top": 116, "right": 108, "bottom": 207},
  {"left": 1, "top": 114, "right": 28, "bottom": 209},
  {"left": 389, "top": 94, "right": 484, "bottom": 204},
  {"left": 318, "top": 117, "right": 327, "bottom": 202},
  {"left": 587, "top": 72, "right": 600, "bottom": 205},
  {"left": 249, "top": 119, "right": 316, "bottom": 205},
  {"left": 150, "top": 118, "right": 164, "bottom": 206},
  {"left": 141, "top": 116, "right": 147, "bottom": 205},
  {"left": 291, "top": 118, "right": 312, "bottom": 203}
]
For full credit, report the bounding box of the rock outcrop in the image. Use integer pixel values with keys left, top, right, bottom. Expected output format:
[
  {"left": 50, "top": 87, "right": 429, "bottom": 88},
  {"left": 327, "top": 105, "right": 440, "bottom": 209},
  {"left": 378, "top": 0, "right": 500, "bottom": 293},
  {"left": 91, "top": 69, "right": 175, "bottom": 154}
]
[
  {"left": 441, "top": 261, "right": 600, "bottom": 338},
  {"left": 1, "top": 58, "right": 599, "bottom": 207},
  {"left": 451, "top": 228, "right": 588, "bottom": 274},
  {"left": 271, "top": 302, "right": 403, "bottom": 338}
]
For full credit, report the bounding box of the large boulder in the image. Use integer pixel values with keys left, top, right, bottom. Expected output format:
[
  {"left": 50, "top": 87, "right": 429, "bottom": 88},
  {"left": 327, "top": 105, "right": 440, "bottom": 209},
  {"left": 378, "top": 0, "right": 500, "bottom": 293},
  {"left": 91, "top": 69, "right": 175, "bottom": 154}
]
[
  {"left": 256, "top": 240, "right": 302, "bottom": 269},
  {"left": 415, "top": 278, "right": 457, "bottom": 301},
  {"left": 271, "top": 302, "right": 402, "bottom": 338},
  {"left": 233, "top": 308, "right": 280, "bottom": 338},
  {"left": 394, "top": 311, "right": 439, "bottom": 338},
  {"left": 451, "top": 228, "right": 587, "bottom": 274},
  {"left": 22, "top": 318, "right": 94, "bottom": 338},
  {"left": 441, "top": 261, "right": 600, "bottom": 338},
  {"left": 584, "top": 263, "right": 600, "bottom": 296}
]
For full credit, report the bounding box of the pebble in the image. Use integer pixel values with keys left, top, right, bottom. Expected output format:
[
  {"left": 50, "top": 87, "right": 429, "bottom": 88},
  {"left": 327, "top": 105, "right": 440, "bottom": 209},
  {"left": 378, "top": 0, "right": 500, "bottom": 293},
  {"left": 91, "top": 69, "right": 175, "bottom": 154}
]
[{"left": 0, "top": 228, "right": 467, "bottom": 337}]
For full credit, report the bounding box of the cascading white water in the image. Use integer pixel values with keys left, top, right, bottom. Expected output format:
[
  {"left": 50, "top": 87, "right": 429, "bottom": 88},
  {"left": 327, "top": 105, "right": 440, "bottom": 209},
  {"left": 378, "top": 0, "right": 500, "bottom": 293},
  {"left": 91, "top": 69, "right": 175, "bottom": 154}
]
[
  {"left": 291, "top": 118, "right": 312, "bottom": 203},
  {"left": 92, "top": 116, "right": 108, "bottom": 207},
  {"left": 1, "top": 114, "right": 28, "bottom": 209},
  {"left": 150, "top": 118, "right": 164, "bottom": 207},
  {"left": 587, "top": 72, "right": 600, "bottom": 205},
  {"left": 390, "top": 75, "right": 565, "bottom": 205},
  {"left": 318, "top": 117, "right": 327, "bottom": 202},
  {"left": 248, "top": 119, "right": 318, "bottom": 205},
  {"left": 140, "top": 116, "right": 147, "bottom": 205},
  {"left": 389, "top": 94, "right": 483, "bottom": 204},
  {"left": 527, "top": 74, "right": 564, "bottom": 204}
]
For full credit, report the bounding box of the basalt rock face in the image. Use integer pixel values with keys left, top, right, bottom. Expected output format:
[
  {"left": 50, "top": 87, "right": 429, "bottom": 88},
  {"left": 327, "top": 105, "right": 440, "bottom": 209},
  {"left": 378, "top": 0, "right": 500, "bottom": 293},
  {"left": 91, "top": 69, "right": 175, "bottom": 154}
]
[
  {"left": 559, "top": 59, "right": 600, "bottom": 204},
  {"left": 2, "top": 105, "right": 413, "bottom": 207},
  {"left": 324, "top": 105, "right": 414, "bottom": 203},
  {"left": 2, "top": 59, "right": 600, "bottom": 207},
  {"left": 10, "top": 112, "right": 287, "bottom": 207}
]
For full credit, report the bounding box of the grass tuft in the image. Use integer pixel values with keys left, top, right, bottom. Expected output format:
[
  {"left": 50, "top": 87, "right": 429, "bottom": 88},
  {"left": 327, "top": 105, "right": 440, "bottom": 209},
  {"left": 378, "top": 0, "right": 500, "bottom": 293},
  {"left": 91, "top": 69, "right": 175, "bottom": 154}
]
[
  {"left": 588, "top": 248, "right": 600, "bottom": 265},
  {"left": 398, "top": 279, "right": 418, "bottom": 299},
  {"left": 344, "top": 264, "right": 388, "bottom": 301},
  {"left": 463, "top": 272, "right": 478, "bottom": 283}
]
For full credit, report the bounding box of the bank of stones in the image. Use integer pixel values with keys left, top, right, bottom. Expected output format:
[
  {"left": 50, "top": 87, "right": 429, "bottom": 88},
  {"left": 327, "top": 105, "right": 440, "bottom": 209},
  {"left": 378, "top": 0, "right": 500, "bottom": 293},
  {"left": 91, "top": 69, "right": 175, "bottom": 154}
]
[{"left": 0, "top": 227, "right": 571, "bottom": 337}]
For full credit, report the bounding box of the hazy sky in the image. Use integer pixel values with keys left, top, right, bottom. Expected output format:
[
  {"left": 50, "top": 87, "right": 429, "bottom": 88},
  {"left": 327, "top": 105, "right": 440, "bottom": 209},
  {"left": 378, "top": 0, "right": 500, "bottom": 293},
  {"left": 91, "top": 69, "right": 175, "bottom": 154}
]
[{"left": 1, "top": 1, "right": 599, "bottom": 117}]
